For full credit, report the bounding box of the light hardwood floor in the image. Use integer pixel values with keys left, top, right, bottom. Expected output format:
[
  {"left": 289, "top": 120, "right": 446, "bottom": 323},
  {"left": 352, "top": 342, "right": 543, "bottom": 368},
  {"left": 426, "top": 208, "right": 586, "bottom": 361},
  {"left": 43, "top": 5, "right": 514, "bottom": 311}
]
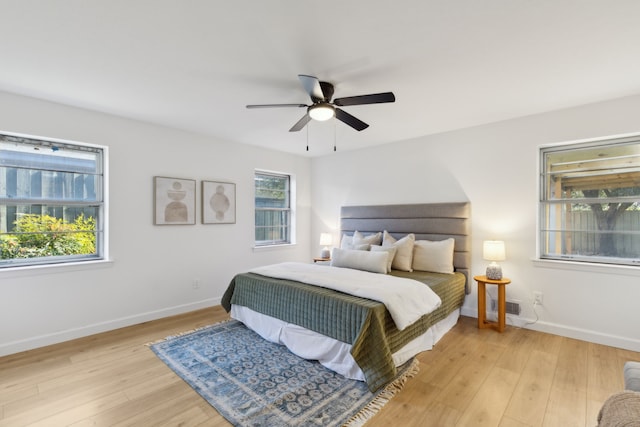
[{"left": 1, "top": 307, "right": 638, "bottom": 426}]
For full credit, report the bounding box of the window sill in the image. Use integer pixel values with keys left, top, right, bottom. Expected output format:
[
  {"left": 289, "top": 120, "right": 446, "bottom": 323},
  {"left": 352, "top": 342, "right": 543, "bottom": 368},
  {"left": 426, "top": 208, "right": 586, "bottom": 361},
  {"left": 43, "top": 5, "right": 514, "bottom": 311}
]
[
  {"left": 532, "top": 258, "right": 640, "bottom": 277},
  {"left": 253, "top": 243, "right": 297, "bottom": 251},
  {"left": 0, "top": 258, "right": 114, "bottom": 279}
]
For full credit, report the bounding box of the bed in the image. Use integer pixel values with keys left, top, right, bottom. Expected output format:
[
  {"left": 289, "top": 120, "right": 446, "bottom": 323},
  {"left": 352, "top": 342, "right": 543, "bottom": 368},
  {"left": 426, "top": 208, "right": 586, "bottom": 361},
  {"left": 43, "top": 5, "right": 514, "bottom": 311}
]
[{"left": 221, "top": 202, "right": 471, "bottom": 391}]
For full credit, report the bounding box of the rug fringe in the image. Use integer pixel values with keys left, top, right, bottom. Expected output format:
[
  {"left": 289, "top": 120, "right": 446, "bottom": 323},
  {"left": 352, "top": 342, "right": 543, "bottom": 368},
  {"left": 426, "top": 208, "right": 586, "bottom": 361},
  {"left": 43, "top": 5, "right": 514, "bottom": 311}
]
[
  {"left": 342, "top": 358, "right": 420, "bottom": 427},
  {"left": 145, "top": 319, "right": 232, "bottom": 347}
]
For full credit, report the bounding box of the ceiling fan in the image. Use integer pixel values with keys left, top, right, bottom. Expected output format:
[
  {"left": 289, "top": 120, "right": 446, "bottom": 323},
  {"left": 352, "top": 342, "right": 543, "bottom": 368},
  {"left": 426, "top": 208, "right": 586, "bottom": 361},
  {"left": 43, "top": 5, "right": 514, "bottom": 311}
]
[{"left": 246, "top": 74, "right": 395, "bottom": 132}]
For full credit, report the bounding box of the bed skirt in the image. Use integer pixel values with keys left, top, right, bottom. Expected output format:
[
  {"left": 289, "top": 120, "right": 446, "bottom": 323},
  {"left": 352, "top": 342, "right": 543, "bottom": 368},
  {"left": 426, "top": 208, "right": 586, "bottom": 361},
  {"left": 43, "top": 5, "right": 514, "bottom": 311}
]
[{"left": 230, "top": 304, "right": 460, "bottom": 381}]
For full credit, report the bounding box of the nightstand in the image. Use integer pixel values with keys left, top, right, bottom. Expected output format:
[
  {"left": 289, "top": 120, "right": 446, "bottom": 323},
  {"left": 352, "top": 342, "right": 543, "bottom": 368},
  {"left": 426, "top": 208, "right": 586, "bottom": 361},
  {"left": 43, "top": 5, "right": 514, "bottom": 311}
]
[
  {"left": 474, "top": 275, "right": 511, "bottom": 332},
  {"left": 313, "top": 257, "right": 330, "bottom": 263}
]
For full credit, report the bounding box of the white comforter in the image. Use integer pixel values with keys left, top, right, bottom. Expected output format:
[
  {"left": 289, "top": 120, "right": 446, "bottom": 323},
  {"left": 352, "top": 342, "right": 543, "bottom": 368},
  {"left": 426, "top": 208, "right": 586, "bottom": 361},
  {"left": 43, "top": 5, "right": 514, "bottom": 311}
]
[{"left": 249, "top": 262, "right": 442, "bottom": 330}]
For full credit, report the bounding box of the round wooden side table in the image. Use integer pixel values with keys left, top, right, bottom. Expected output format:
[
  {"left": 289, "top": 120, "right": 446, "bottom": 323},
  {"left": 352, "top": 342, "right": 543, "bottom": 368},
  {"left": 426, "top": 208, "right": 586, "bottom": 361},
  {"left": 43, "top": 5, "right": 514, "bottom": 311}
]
[{"left": 474, "top": 275, "right": 511, "bottom": 332}]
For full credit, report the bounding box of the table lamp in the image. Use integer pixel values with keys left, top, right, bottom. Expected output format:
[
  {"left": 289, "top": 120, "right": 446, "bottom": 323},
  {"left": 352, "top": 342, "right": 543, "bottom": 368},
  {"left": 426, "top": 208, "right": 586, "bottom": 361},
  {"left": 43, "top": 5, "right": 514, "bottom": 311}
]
[
  {"left": 483, "top": 240, "right": 506, "bottom": 280},
  {"left": 319, "top": 233, "right": 332, "bottom": 259}
]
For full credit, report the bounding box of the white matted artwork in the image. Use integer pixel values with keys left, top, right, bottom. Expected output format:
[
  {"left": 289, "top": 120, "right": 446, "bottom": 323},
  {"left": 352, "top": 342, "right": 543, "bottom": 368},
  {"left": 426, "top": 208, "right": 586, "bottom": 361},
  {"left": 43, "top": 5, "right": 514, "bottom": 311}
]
[
  {"left": 154, "top": 176, "right": 196, "bottom": 225},
  {"left": 202, "top": 180, "right": 236, "bottom": 224}
]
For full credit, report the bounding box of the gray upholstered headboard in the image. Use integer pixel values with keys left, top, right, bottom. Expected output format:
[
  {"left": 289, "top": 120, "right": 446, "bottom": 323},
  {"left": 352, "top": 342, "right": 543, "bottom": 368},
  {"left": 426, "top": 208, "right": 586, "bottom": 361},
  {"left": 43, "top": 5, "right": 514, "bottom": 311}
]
[{"left": 340, "top": 202, "right": 472, "bottom": 293}]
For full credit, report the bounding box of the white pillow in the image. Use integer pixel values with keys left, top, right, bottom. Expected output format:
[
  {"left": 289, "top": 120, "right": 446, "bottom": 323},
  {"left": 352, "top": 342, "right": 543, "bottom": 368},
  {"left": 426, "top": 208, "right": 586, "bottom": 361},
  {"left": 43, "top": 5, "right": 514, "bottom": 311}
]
[
  {"left": 352, "top": 230, "right": 382, "bottom": 246},
  {"left": 340, "top": 235, "right": 370, "bottom": 251},
  {"left": 370, "top": 245, "right": 397, "bottom": 273},
  {"left": 412, "top": 238, "right": 455, "bottom": 274},
  {"left": 382, "top": 231, "right": 415, "bottom": 272},
  {"left": 340, "top": 231, "right": 381, "bottom": 250},
  {"left": 339, "top": 233, "right": 353, "bottom": 249},
  {"left": 330, "top": 247, "right": 388, "bottom": 274}
]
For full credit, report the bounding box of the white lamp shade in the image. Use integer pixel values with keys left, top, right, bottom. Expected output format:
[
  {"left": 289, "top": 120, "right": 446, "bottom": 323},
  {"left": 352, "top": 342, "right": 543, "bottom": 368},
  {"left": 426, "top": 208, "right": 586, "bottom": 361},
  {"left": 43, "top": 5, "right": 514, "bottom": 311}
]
[
  {"left": 319, "top": 233, "right": 333, "bottom": 246},
  {"left": 483, "top": 240, "right": 506, "bottom": 261},
  {"left": 319, "top": 233, "right": 332, "bottom": 259}
]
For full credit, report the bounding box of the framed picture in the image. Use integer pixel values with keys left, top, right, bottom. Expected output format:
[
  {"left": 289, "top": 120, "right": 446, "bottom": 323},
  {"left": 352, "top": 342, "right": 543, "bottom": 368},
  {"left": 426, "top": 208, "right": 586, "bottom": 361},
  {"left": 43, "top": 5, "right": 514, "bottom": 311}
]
[
  {"left": 154, "top": 176, "right": 196, "bottom": 225},
  {"left": 202, "top": 180, "right": 236, "bottom": 224}
]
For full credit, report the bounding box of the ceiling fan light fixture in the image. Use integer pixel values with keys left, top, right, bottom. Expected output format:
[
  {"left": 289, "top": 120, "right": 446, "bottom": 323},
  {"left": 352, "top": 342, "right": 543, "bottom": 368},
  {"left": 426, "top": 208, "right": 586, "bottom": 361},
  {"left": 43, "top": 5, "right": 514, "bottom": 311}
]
[
  {"left": 308, "top": 103, "right": 335, "bottom": 121},
  {"left": 247, "top": 75, "right": 394, "bottom": 133}
]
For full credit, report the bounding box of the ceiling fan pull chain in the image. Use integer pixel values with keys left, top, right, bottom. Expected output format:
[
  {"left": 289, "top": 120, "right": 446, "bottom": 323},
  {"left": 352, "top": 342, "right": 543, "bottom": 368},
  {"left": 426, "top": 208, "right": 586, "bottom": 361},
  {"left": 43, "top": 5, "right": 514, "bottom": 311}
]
[
  {"left": 306, "top": 123, "right": 309, "bottom": 151},
  {"left": 333, "top": 118, "right": 337, "bottom": 151}
]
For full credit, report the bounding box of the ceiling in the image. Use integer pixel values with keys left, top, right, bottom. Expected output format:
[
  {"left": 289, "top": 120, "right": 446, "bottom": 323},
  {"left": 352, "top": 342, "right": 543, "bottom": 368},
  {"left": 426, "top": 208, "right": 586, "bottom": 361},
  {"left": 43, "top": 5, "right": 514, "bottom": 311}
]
[{"left": 2, "top": 1, "right": 640, "bottom": 157}]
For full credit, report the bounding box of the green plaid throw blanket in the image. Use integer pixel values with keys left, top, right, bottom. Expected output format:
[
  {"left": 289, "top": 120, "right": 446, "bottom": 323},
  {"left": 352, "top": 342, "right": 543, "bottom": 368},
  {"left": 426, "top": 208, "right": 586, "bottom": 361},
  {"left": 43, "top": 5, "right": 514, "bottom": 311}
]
[{"left": 221, "top": 269, "right": 465, "bottom": 391}]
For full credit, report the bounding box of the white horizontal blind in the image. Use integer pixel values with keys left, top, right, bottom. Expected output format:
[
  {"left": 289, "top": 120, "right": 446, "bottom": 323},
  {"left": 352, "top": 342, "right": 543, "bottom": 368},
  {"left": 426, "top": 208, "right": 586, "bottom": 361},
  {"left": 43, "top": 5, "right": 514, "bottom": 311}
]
[
  {"left": 539, "top": 135, "right": 640, "bottom": 266},
  {"left": 0, "top": 133, "right": 105, "bottom": 267},
  {"left": 255, "top": 171, "right": 291, "bottom": 246}
]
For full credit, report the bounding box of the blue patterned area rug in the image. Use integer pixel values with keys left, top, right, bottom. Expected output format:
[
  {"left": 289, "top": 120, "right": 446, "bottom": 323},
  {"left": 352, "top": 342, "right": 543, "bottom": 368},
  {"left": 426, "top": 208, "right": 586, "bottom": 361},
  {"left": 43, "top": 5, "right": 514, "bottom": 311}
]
[{"left": 149, "top": 319, "right": 418, "bottom": 427}]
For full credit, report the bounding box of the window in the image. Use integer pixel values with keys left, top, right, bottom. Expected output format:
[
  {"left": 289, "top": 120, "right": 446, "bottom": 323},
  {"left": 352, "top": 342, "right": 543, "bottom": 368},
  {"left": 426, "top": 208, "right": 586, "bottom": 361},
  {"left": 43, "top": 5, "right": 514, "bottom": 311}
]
[
  {"left": 540, "top": 134, "right": 640, "bottom": 266},
  {"left": 254, "top": 171, "right": 292, "bottom": 246},
  {"left": 0, "top": 132, "right": 106, "bottom": 268}
]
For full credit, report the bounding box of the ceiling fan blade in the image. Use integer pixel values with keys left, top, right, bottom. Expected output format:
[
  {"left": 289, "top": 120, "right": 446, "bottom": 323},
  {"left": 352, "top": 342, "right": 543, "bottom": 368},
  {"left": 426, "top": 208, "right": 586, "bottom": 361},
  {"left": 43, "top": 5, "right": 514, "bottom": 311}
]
[
  {"left": 335, "top": 108, "right": 369, "bottom": 131},
  {"left": 246, "top": 103, "right": 307, "bottom": 109},
  {"left": 333, "top": 92, "right": 395, "bottom": 106},
  {"left": 289, "top": 114, "right": 312, "bottom": 132},
  {"left": 298, "top": 75, "right": 325, "bottom": 102}
]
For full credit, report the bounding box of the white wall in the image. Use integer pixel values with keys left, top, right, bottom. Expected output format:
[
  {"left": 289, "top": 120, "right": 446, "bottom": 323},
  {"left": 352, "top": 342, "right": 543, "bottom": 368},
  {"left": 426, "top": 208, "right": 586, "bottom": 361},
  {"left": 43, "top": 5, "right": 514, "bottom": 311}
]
[
  {"left": 0, "top": 91, "right": 312, "bottom": 356},
  {"left": 311, "top": 94, "right": 640, "bottom": 352},
  {"left": 3, "top": 89, "right": 640, "bottom": 356}
]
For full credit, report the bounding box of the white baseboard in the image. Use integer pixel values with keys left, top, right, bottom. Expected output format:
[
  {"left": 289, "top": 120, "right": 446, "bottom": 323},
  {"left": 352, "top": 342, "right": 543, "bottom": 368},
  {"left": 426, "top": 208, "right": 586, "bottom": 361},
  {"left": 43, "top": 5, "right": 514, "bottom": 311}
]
[
  {"left": 523, "top": 321, "right": 640, "bottom": 353},
  {"left": 460, "top": 306, "right": 640, "bottom": 352},
  {"left": 7, "top": 302, "right": 638, "bottom": 358},
  {"left": 0, "top": 298, "right": 220, "bottom": 357}
]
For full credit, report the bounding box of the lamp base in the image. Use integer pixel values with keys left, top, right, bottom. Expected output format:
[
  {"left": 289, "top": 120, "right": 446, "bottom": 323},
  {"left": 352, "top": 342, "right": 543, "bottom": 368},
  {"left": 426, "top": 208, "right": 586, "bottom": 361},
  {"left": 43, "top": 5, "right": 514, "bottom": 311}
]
[
  {"left": 321, "top": 248, "right": 331, "bottom": 259},
  {"left": 486, "top": 263, "right": 502, "bottom": 280}
]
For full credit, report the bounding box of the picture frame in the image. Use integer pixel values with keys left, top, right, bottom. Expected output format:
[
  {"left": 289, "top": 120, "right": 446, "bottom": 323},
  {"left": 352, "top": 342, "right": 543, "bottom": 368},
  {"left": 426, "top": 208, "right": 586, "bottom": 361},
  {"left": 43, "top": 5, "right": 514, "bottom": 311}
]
[
  {"left": 202, "top": 180, "right": 236, "bottom": 224},
  {"left": 153, "top": 176, "right": 196, "bottom": 225}
]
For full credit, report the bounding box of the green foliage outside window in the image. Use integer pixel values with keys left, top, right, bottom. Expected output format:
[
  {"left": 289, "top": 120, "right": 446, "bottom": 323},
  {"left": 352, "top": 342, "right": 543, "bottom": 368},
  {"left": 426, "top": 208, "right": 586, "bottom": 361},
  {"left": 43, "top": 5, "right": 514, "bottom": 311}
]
[{"left": 0, "top": 214, "right": 96, "bottom": 259}]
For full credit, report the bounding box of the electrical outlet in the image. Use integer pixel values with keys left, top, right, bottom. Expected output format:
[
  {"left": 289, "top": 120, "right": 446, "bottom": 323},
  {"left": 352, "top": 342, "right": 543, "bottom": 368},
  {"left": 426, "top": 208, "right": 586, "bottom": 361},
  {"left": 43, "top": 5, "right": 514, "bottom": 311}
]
[
  {"left": 192, "top": 279, "right": 201, "bottom": 290},
  {"left": 533, "top": 291, "right": 543, "bottom": 305}
]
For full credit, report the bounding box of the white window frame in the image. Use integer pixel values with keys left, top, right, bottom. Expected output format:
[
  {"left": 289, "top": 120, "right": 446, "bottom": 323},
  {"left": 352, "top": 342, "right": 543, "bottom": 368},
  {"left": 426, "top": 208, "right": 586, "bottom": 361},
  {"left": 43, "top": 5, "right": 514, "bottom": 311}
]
[
  {"left": 539, "top": 133, "right": 640, "bottom": 267},
  {"left": 254, "top": 170, "right": 295, "bottom": 247},
  {"left": 0, "top": 131, "right": 108, "bottom": 269}
]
